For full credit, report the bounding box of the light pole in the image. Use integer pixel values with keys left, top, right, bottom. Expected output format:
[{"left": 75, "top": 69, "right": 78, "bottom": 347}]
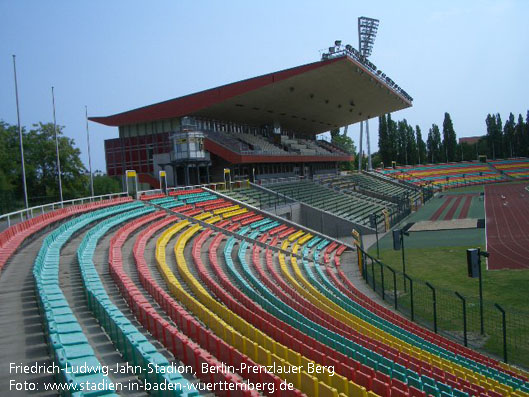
[
  {"left": 52, "top": 87, "right": 63, "bottom": 205},
  {"left": 85, "top": 106, "right": 94, "bottom": 197},
  {"left": 12, "top": 55, "right": 29, "bottom": 210},
  {"left": 358, "top": 16, "right": 379, "bottom": 171}
]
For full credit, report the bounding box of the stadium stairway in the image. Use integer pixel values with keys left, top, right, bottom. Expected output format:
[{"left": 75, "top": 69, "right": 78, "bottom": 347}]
[
  {"left": 0, "top": 231, "right": 57, "bottom": 395},
  {"left": 59, "top": 214, "right": 145, "bottom": 395},
  {"left": 0, "top": 198, "right": 132, "bottom": 394}
]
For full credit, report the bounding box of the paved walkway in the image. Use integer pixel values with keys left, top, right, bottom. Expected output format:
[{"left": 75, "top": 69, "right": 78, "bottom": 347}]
[{"left": 0, "top": 234, "right": 56, "bottom": 396}]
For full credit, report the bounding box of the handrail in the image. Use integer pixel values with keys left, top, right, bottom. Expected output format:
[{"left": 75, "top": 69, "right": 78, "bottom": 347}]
[{"left": 0, "top": 191, "right": 129, "bottom": 228}]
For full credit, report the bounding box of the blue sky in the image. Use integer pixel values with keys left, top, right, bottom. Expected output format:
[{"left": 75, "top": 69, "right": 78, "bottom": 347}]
[{"left": 1, "top": 1, "right": 528, "bottom": 172}]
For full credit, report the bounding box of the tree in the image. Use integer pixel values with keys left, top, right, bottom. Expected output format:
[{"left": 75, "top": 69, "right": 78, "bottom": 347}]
[
  {"left": 0, "top": 121, "right": 90, "bottom": 210},
  {"left": 442, "top": 112, "right": 457, "bottom": 162},
  {"left": 397, "top": 120, "right": 408, "bottom": 165},
  {"left": 514, "top": 114, "right": 524, "bottom": 157},
  {"left": 331, "top": 127, "right": 356, "bottom": 170},
  {"left": 378, "top": 115, "right": 391, "bottom": 166},
  {"left": 406, "top": 123, "right": 417, "bottom": 165},
  {"left": 460, "top": 142, "right": 475, "bottom": 161},
  {"left": 503, "top": 113, "right": 515, "bottom": 158},
  {"left": 387, "top": 113, "right": 398, "bottom": 163},
  {"left": 93, "top": 174, "right": 121, "bottom": 195},
  {"left": 486, "top": 113, "right": 503, "bottom": 159},
  {"left": 427, "top": 124, "right": 442, "bottom": 163},
  {"left": 416, "top": 125, "right": 426, "bottom": 164}
]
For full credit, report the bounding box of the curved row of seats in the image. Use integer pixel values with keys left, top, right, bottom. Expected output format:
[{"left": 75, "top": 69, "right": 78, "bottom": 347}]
[
  {"left": 378, "top": 163, "right": 505, "bottom": 189},
  {"left": 77, "top": 204, "right": 200, "bottom": 395},
  {"left": 142, "top": 190, "right": 524, "bottom": 392},
  {"left": 0, "top": 197, "right": 130, "bottom": 273},
  {"left": 1, "top": 189, "right": 528, "bottom": 396},
  {"left": 164, "top": 197, "right": 524, "bottom": 396},
  {"left": 33, "top": 201, "right": 138, "bottom": 394},
  {"left": 488, "top": 159, "right": 529, "bottom": 179}
]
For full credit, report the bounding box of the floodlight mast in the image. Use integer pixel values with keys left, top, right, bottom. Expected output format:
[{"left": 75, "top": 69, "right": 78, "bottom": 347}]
[
  {"left": 357, "top": 16, "right": 379, "bottom": 171},
  {"left": 358, "top": 16, "right": 379, "bottom": 58}
]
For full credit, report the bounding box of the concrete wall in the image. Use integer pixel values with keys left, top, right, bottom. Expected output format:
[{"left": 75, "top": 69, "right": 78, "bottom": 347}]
[
  {"left": 249, "top": 181, "right": 373, "bottom": 237},
  {"left": 265, "top": 202, "right": 302, "bottom": 223},
  {"left": 299, "top": 202, "right": 374, "bottom": 238}
]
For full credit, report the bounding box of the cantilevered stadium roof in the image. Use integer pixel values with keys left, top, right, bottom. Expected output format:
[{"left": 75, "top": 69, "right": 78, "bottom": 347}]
[{"left": 90, "top": 55, "right": 412, "bottom": 135}]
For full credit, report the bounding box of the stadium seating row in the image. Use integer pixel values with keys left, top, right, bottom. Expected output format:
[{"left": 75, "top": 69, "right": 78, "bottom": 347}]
[
  {"left": 0, "top": 197, "right": 131, "bottom": 273},
  {"left": 33, "top": 201, "right": 139, "bottom": 394},
  {"left": 318, "top": 173, "right": 421, "bottom": 202},
  {"left": 379, "top": 162, "right": 506, "bottom": 189},
  {"left": 1, "top": 187, "right": 528, "bottom": 396},
  {"left": 77, "top": 204, "right": 201, "bottom": 395},
  {"left": 488, "top": 159, "right": 529, "bottom": 179},
  {"left": 265, "top": 181, "right": 394, "bottom": 227},
  {"left": 143, "top": 188, "right": 528, "bottom": 386}
]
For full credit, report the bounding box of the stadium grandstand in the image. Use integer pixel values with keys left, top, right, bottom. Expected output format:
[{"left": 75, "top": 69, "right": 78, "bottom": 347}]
[
  {"left": 89, "top": 52, "right": 411, "bottom": 189},
  {"left": 3, "top": 23, "right": 529, "bottom": 397},
  {"left": 377, "top": 158, "right": 529, "bottom": 190}
]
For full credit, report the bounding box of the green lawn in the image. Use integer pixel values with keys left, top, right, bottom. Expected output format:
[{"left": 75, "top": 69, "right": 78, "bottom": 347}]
[
  {"left": 364, "top": 187, "right": 529, "bottom": 368},
  {"left": 445, "top": 184, "right": 485, "bottom": 193},
  {"left": 365, "top": 246, "right": 529, "bottom": 367},
  {"left": 371, "top": 246, "right": 529, "bottom": 310}
]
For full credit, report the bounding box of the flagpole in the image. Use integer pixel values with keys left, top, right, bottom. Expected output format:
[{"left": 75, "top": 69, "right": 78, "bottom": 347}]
[
  {"left": 52, "top": 87, "right": 63, "bottom": 206},
  {"left": 12, "top": 55, "right": 29, "bottom": 210},
  {"left": 85, "top": 106, "right": 94, "bottom": 197}
]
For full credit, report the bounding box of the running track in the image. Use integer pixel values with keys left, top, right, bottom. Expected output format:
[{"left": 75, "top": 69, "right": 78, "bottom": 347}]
[{"left": 485, "top": 183, "right": 529, "bottom": 269}]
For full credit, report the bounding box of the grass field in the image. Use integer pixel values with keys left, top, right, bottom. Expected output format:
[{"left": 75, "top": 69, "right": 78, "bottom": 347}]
[{"left": 365, "top": 184, "right": 529, "bottom": 367}]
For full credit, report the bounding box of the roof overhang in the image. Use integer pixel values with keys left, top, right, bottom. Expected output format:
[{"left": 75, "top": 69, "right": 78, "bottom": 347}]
[{"left": 90, "top": 55, "right": 412, "bottom": 136}]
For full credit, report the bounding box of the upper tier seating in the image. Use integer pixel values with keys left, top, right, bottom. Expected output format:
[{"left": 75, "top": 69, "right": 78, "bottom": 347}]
[{"left": 226, "top": 131, "right": 287, "bottom": 154}]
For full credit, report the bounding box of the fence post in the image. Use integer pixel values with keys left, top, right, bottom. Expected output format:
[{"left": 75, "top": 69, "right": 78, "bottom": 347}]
[
  {"left": 379, "top": 261, "right": 385, "bottom": 301},
  {"left": 387, "top": 266, "right": 397, "bottom": 310},
  {"left": 494, "top": 303, "right": 507, "bottom": 363},
  {"left": 455, "top": 291, "right": 467, "bottom": 346},
  {"left": 371, "top": 258, "right": 376, "bottom": 290},
  {"left": 425, "top": 282, "right": 437, "bottom": 333},
  {"left": 404, "top": 274, "right": 414, "bottom": 321}
]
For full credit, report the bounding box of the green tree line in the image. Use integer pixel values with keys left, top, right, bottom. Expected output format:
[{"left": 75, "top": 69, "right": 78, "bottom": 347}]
[
  {"left": 1, "top": 120, "right": 121, "bottom": 214},
  {"left": 378, "top": 111, "right": 529, "bottom": 167}
]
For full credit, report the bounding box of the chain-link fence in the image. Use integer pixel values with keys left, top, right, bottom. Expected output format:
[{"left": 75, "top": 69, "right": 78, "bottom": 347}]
[{"left": 359, "top": 250, "right": 529, "bottom": 368}]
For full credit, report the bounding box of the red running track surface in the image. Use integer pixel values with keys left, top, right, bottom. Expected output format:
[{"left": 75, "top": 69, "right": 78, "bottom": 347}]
[
  {"left": 429, "top": 196, "right": 455, "bottom": 221},
  {"left": 443, "top": 196, "right": 464, "bottom": 220},
  {"left": 485, "top": 183, "right": 529, "bottom": 269},
  {"left": 458, "top": 195, "right": 473, "bottom": 219}
]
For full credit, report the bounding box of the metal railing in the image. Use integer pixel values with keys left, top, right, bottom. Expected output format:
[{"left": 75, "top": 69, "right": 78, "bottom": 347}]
[
  {"left": 356, "top": 247, "right": 529, "bottom": 368},
  {"left": 0, "top": 192, "right": 129, "bottom": 228}
]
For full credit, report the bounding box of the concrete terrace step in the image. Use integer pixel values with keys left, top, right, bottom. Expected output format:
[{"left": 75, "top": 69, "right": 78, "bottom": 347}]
[
  {"left": 0, "top": 233, "right": 56, "bottom": 396},
  {"left": 58, "top": 228, "right": 144, "bottom": 395}
]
